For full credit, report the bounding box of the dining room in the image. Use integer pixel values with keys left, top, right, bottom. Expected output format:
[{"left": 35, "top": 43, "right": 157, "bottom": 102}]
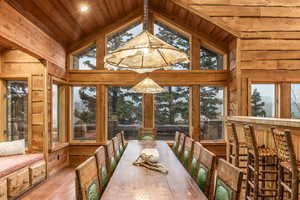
[{"left": 1, "top": 0, "right": 300, "bottom": 200}]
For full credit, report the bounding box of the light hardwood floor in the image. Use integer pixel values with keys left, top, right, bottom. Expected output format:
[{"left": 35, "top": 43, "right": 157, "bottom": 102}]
[{"left": 19, "top": 168, "right": 75, "bottom": 200}]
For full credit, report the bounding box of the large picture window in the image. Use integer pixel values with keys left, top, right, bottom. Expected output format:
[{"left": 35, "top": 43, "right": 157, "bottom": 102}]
[
  {"left": 251, "top": 84, "right": 275, "bottom": 118},
  {"left": 155, "top": 86, "right": 189, "bottom": 140},
  {"left": 107, "top": 22, "right": 143, "bottom": 52},
  {"left": 72, "top": 86, "right": 96, "bottom": 141},
  {"left": 6, "top": 80, "right": 28, "bottom": 145},
  {"left": 72, "top": 44, "right": 96, "bottom": 70},
  {"left": 154, "top": 21, "right": 190, "bottom": 70},
  {"left": 107, "top": 86, "right": 142, "bottom": 140},
  {"left": 52, "top": 84, "right": 60, "bottom": 145},
  {"left": 200, "top": 47, "right": 223, "bottom": 70},
  {"left": 291, "top": 84, "right": 300, "bottom": 118},
  {"left": 200, "top": 86, "right": 224, "bottom": 140}
]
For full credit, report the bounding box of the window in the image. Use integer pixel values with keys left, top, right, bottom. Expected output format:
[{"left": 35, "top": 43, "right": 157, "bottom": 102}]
[
  {"left": 200, "top": 47, "right": 223, "bottom": 70},
  {"left": 107, "top": 22, "right": 143, "bottom": 52},
  {"left": 52, "top": 84, "right": 60, "bottom": 145},
  {"left": 251, "top": 84, "right": 275, "bottom": 117},
  {"left": 72, "top": 44, "right": 96, "bottom": 70},
  {"left": 72, "top": 86, "right": 96, "bottom": 141},
  {"left": 200, "top": 86, "right": 224, "bottom": 140},
  {"left": 107, "top": 86, "right": 142, "bottom": 140},
  {"left": 291, "top": 84, "right": 300, "bottom": 118},
  {"left": 155, "top": 86, "right": 189, "bottom": 140},
  {"left": 154, "top": 21, "right": 190, "bottom": 70},
  {"left": 6, "top": 80, "right": 28, "bottom": 145}
]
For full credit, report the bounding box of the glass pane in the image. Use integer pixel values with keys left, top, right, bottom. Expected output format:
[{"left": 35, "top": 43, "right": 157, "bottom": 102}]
[
  {"left": 107, "top": 22, "right": 143, "bottom": 52},
  {"left": 291, "top": 84, "right": 300, "bottom": 118},
  {"left": 6, "top": 80, "right": 28, "bottom": 145},
  {"left": 73, "top": 44, "right": 96, "bottom": 70},
  {"left": 200, "top": 47, "right": 223, "bottom": 70},
  {"left": 155, "top": 86, "right": 189, "bottom": 140},
  {"left": 251, "top": 84, "right": 275, "bottom": 117},
  {"left": 52, "top": 84, "right": 60, "bottom": 145},
  {"left": 200, "top": 86, "right": 224, "bottom": 141},
  {"left": 72, "top": 86, "right": 96, "bottom": 140},
  {"left": 107, "top": 86, "right": 142, "bottom": 140},
  {"left": 154, "top": 21, "right": 190, "bottom": 70}
]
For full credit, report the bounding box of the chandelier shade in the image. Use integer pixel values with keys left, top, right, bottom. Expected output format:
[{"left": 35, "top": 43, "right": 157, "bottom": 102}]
[
  {"left": 104, "top": 31, "right": 189, "bottom": 73},
  {"left": 129, "top": 77, "right": 167, "bottom": 94}
]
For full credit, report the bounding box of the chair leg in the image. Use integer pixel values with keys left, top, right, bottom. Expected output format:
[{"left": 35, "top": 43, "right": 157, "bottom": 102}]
[
  {"left": 291, "top": 170, "right": 299, "bottom": 200},
  {"left": 245, "top": 154, "right": 252, "bottom": 198}
]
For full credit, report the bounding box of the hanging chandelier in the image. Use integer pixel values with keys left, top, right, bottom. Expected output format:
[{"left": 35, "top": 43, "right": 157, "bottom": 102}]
[
  {"left": 103, "top": 0, "right": 189, "bottom": 73},
  {"left": 129, "top": 77, "right": 167, "bottom": 94}
]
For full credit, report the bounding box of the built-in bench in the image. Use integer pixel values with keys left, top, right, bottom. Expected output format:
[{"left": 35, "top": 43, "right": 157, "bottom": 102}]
[{"left": 0, "top": 154, "right": 46, "bottom": 200}]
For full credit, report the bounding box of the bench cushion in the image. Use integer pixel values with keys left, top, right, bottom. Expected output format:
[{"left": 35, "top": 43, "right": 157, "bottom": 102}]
[{"left": 0, "top": 154, "right": 44, "bottom": 178}]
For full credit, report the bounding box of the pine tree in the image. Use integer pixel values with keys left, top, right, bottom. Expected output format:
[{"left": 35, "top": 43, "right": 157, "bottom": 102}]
[{"left": 251, "top": 88, "right": 266, "bottom": 117}]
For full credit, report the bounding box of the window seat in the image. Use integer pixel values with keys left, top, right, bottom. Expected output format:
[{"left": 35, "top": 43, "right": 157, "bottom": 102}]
[{"left": 0, "top": 154, "right": 44, "bottom": 178}]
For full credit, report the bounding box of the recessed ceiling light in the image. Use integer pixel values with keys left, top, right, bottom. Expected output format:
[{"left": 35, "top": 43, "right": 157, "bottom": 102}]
[{"left": 80, "top": 5, "right": 89, "bottom": 12}]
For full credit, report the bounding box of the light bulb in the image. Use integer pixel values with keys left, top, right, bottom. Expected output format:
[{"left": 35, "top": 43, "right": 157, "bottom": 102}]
[
  {"left": 143, "top": 48, "right": 150, "bottom": 55},
  {"left": 80, "top": 5, "right": 89, "bottom": 12}
]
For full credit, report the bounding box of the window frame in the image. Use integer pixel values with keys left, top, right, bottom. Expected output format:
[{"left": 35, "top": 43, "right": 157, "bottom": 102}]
[
  {"left": 200, "top": 45, "right": 226, "bottom": 71},
  {"left": 69, "top": 43, "right": 97, "bottom": 70},
  {"left": 70, "top": 85, "right": 98, "bottom": 143}
]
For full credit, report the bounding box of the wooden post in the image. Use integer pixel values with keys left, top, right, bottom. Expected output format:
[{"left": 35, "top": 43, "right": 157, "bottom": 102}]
[
  {"left": 43, "top": 61, "right": 49, "bottom": 178},
  {"left": 191, "top": 35, "right": 200, "bottom": 70},
  {"left": 97, "top": 85, "right": 107, "bottom": 142},
  {"left": 143, "top": 93, "right": 154, "bottom": 129},
  {"left": 190, "top": 86, "right": 200, "bottom": 141},
  {"left": 96, "top": 36, "right": 105, "bottom": 70},
  {"left": 279, "top": 82, "right": 291, "bottom": 118}
]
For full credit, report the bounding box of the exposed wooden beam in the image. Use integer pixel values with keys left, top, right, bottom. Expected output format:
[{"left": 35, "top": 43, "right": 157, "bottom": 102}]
[{"left": 171, "top": 0, "right": 240, "bottom": 38}]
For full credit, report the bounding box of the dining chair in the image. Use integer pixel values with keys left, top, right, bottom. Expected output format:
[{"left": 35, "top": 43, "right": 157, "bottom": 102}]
[
  {"left": 212, "top": 159, "right": 243, "bottom": 200},
  {"left": 94, "top": 146, "right": 109, "bottom": 190},
  {"left": 181, "top": 136, "right": 194, "bottom": 170},
  {"left": 105, "top": 140, "right": 117, "bottom": 177},
  {"left": 75, "top": 156, "right": 102, "bottom": 200},
  {"left": 120, "top": 131, "right": 127, "bottom": 148},
  {"left": 196, "top": 145, "right": 216, "bottom": 198},
  {"left": 172, "top": 131, "right": 180, "bottom": 153},
  {"left": 271, "top": 127, "right": 300, "bottom": 200},
  {"left": 176, "top": 133, "right": 185, "bottom": 158},
  {"left": 116, "top": 132, "right": 125, "bottom": 154},
  {"left": 243, "top": 125, "right": 278, "bottom": 200},
  {"left": 190, "top": 141, "right": 202, "bottom": 179},
  {"left": 112, "top": 137, "right": 121, "bottom": 162},
  {"left": 138, "top": 127, "right": 157, "bottom": 140}
]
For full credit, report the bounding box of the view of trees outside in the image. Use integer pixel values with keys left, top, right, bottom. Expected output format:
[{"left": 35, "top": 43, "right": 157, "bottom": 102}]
[
  {"left": 72, "top": 86, "right": 96, "bottom": 140},
  {"left": 52, "top": 84, "right": 60, "bottom": 145},
  {"left": 251, "top": 84, "right": 275, "bottom": 117},
  {"left": 72, "top": 44, "right": 96, "bottom": 70},
  {"left": 154, "top": 21, "right": 190, "bottom": 70},
  {"left": 200, "top": 47, "right": 223, "bottom": 70},
  {"left": 155, "top": 86, "right": 189, "bottom": 140},
  {"left": 6, "top": 80, "right": 28, "bottom": 145},
  {"left": 200, "top": 86, "right": 224, "bottom": 140},
  {"left": 107, "top": 86, "right": 142, "bottom": 140},
  {"left": 291, "top": 84, "right": 300, "bottom": 118}
]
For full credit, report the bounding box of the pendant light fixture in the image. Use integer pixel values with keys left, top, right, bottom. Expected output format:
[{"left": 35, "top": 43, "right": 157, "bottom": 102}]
[{"left": 129, "top": 77, "right": 167, "bottom": 94}]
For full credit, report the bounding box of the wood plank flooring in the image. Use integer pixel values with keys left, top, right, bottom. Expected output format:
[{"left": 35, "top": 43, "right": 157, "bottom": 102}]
[{"left": 19, "top": 168, "right": 75, "bottom": 200}]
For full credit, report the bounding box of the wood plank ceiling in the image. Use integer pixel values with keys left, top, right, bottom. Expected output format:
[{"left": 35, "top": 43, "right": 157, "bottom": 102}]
[{"left": 5, "top": 0, "right": 235, "bottom": 48}]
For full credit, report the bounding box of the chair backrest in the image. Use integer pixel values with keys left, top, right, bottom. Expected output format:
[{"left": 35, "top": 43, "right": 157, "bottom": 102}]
[
  {"left": 213, "top": 159, "right": 243, "bottom": 200},
  {"left": 177, "top": 133, "right": 185, "bottom": 157},
  {"left": 120, "top": 131, "right": 126, "bottom": 145},
  {"left": 182, "top": 136, "right": 194, "bottom": 170},
  {"left": 94, "top": 146, "right": 109, "bottom": 190},
  {"left": 75, "top": 156, "right": 101, "bottom": 200},
  {"left": 191, "top": 142, "right": 202, "bottom": 179},
  {"left": 116, "top": 132, "right": 125, "bottom": 153},
  {"left": 105, "top": 140, "right": 116, "bottom": 176},
  {"left": 172, "top": 131, "right": 180, "bottom": 152},
  {"left": 138, "top": 127, "right": 157, "bottom": 140},
  {"left": 197, "top": 145, "right": 216, "bottom": 197},
  {"left": 226, "top": 122, "right": 239, "bottom": 145},
  {"left": 271, "top": 128, "right": 297, "bottom": 169},
  {"left": 112, "top": 137, "right": 121, "bottom": 161},
  {"left": 243, "top": 125, "right": 259, "bottom": 158}
]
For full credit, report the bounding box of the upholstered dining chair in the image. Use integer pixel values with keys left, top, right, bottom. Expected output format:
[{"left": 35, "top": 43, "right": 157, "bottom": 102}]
[
  {"left": 176, "top": 132, "right": 185, "bottom": 158},
  {"left": 181, "top": 136, "right": 194, "bottom": 170},
  {"left": 94, "top": 146, "right": 109, "bottom": 190},
  {"left": 75, "top": 156, "right": 102, "bottom": 200},
  {"left": 212, "top": 159, "right": 243, "bottom": 200},
  {"left": 116, "top": 132, "right": 125, "bottom": 155},
  {"left": 105, "top": 140, "right": 117, "bottom": 177},
  {"left": 172, "top": 131, "right": 180, "bottom": 153},
  {"left": 112, "top": 137, "right": 121, "bottom": 162},
  {"left": 196, "top": 145, "right": 216, "bottom": 199},
  {"left": 190, "top": 141, "right": 202, "bottom": 179}
]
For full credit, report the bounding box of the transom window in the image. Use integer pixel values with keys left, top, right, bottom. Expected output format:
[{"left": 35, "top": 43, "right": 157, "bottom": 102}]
[
  {"left": 200, "top": 47, "right": 224, "bottom": 70},
  {"left": 72, "top": 44, "right": 96, "bottom": 70}
]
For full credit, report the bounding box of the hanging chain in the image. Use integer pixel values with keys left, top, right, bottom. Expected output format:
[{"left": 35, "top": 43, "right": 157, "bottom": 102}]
[{"left": 143, "top": 0, "right": 149, "bottom": 31}]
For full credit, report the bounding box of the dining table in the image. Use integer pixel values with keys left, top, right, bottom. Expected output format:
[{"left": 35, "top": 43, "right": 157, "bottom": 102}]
[{"left": 100, "top": 140, "right": 208, "bottom": 200}]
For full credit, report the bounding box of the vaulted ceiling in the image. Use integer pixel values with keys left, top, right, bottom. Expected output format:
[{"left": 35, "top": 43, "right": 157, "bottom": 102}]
[{"left": 5, "top": 0, "right": 236, "bottom": 48}]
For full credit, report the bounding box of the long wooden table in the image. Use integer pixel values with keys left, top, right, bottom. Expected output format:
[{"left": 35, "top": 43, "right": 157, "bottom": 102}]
[{"left": 101, "top": 140, "right": 207, "bottom": 200}]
